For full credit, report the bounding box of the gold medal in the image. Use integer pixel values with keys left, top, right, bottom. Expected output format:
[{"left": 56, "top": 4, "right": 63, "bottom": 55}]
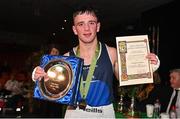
[{"left": 79, "top": 100, "right": 87, "bottom": 110}]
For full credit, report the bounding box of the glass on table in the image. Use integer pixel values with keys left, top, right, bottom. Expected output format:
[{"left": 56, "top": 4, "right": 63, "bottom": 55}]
[{"left": 146, "top": 104, "right": 154, "bottom": 118}]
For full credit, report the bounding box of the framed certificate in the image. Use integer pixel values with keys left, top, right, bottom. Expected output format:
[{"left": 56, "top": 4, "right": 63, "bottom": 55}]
[{"left": 116, "top": 35, "right": 153, "bottom": 86}]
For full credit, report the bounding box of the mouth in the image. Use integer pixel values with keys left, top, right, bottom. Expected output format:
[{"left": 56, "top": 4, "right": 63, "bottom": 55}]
[{"left": 83, "top": 33, "right": 92, "bottom": 37}]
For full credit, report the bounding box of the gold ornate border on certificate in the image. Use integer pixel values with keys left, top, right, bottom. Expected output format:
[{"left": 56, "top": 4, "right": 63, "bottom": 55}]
[
  {"left": 119, "top": 39, "right": 152, "bottom": 81},
  {"left": 118, "top": 41, "right": 128, "bottom": 81}
]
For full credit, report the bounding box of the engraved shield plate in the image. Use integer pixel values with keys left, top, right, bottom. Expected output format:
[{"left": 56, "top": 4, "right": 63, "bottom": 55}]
[{"left": 38, "top": 59, "right": 73, "bottom": 100}]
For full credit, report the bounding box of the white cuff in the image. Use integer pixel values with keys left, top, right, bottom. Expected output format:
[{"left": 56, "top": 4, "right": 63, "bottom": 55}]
[{"left": 152, "top": 56, "right": 160, "bottom": 72}]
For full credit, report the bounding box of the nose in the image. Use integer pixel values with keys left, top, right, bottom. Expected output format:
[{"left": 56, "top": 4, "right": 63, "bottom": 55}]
[
  {"left": 170, "top": 78, "right": 173, "bottom": 82},
  {"left": 84, "top": 23, "right": 90, "bottom": 31}
]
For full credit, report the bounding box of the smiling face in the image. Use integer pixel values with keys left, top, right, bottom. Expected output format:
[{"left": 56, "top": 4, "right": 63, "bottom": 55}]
[{"left": 72, "top": 12, "right": 100, "bottom": 44}]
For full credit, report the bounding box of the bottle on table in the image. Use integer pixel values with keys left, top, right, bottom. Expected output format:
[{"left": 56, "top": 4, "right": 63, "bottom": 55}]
[
  {"left": 169, "top": 105, "right": 177, "bottom": 119},
  {"left": 117, "top": 94, "right": 124, "bottom": 113},
  {"left": 128, "top": 96, "right": 135, "bottom": 117},
  {"left": 154, "top": 99, "right": 161, "bottom": 118}
]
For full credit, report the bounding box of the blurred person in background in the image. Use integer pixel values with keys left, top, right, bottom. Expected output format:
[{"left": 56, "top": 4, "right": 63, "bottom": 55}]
[
  {"left": 4, "top": 70, "right": 28, "bottom": 109},
  {"left": 166, "top": 68, "right": 180, "bottom": 118},
  {"left": 0, "top": 65, "right": 12, "bottom": 95},
  {"left": 47, "top": 44, "right": 60, "bottom": 55}
]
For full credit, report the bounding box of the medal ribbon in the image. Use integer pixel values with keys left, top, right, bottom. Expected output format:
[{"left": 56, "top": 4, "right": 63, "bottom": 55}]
[{"left": 76, "top": 42, "right": 100, "bottom": 99}]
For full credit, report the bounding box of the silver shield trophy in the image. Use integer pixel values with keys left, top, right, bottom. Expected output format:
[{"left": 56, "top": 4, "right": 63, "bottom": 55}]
[{"left": 38, "top": 59, "right": 73, "bottom": 100}]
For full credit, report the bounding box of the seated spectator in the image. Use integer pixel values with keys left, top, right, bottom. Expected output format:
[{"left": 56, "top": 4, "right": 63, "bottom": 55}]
[
  {"left": 166, "top": 68, "right": 180, "bottom": 118},
  {"left": 0, "top": 66, "right": 12, "bottom": 95},
  {"left": 4, "top": 70, "right": 28, "bottom": 109},
  {"left": 5, "top": 74, "right": 23, "bottom": 95},
  {"left": 136, "top": 71, "right": 172, "bottom": 112}
]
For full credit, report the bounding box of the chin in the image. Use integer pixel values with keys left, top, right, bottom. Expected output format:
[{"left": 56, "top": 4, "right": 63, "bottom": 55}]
[{"left": 171, "top": 84, "right": 175, "bottom": 88}]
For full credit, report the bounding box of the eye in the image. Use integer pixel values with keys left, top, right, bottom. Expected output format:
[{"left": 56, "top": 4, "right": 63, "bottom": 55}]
[
  {"left": 89, "top": 21, "right": 96, "bottom": 25},
  {"left": 77, "top": 23, "right": 84, "bottom": 27}
]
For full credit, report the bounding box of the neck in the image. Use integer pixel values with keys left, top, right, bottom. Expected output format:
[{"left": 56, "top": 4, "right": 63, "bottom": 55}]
[
  {"left": 77, "top": 40, "right": 99, "bottom": 65},
  {"left": 79, "top": 40, "right": 98, "bottom": 55}
]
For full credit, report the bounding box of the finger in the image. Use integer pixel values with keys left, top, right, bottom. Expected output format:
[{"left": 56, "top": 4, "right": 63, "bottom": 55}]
[
  {"left": 34, "top": 74, "right": 43, "bottom": 80},
  {"left": 35, "top": 67, "right": 46, "bottom": 76},
  {"left": 34, "top": 72, "right": 47, "bottom": 81},
  {"left": 150, "top": 60, "right": 157, "bottom": 65},
  {"left": 36, "top": 67, "right": 45, "bottom": 73},
  {"left": 146, "top": 53, "right": 156, "bottom": 59},
  {"left": 44, "top": 75, "right": 50, "bottom": 82}
]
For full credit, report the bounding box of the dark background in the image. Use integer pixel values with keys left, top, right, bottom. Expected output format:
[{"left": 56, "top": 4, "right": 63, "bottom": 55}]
[
  {"left": 0, "top": 0, "right": 179, "bottom": 117},
  {"left": 0, "top": 0, "right": 179, "bottom": 84}
]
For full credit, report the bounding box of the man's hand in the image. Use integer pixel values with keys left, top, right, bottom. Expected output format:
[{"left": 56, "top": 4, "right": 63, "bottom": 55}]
[
  {"left": 32, "top": 66, "right": 49, "bottom": 81},
  {"left": 146, "top": 53, "right": 158, "bottom": 65}
]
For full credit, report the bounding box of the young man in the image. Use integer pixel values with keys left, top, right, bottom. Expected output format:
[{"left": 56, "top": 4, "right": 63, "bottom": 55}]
[
  {"left": 166, "top": 69, "right": 180, "bottom": 118},
  {"left": 32, "top": 6, "right": 160, "bottom": 118}
]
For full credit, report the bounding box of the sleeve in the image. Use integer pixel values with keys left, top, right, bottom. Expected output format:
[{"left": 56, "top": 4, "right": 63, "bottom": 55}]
[{"left": 152, "top": 56, "right": 160, "bottom": 72}]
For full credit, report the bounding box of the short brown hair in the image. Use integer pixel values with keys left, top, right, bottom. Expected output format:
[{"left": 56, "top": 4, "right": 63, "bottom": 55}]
[
  {"left": 170, "top": 68, "right": 180, "bottom": 74},
  {"left": 73, "top": 5, "right": 100, "bottom": 23}
]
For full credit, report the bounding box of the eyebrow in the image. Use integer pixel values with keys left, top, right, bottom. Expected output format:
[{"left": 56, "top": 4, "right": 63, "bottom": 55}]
[
  {"left": 76, "top": 20, "right": 97, "bottom": 25},
  {"left": 76, "top": 21, "right": 84, "bottom": 25}
]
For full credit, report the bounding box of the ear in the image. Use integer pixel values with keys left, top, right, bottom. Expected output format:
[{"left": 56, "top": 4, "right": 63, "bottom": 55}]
[
  {"left": 97, "top": 22, "right": 101, "bottom": 32},
  {"left": 72, "top": 26, "right": 78, "bottom": 35}
]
